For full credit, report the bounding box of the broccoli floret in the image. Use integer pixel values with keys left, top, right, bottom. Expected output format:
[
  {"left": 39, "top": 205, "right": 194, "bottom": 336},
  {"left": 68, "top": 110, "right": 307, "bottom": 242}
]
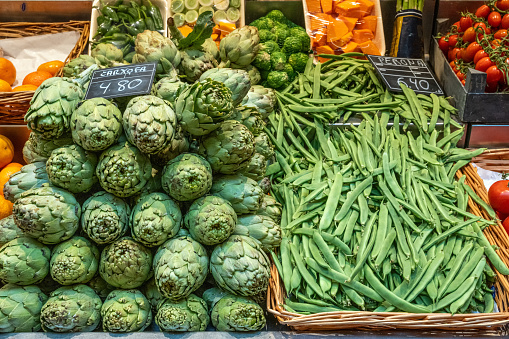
[
  {"left": 271, "top": 51, "right": 287, "bottom": 71},
  {"left": 272, "top": 25, "right": 289, "bottom": 47},
  {"left": 288, "top": 53, "right": 309, "bottom": 73},
  {"left": 266, "top": 10, "right": 286, "bottom": 23},
  {"left": 250, "top": 18, "right": 263, "bottom": 29},
  {"left": 258, "top": 29, "right": 276, "bottom": 43},
  {"left": 255, "top": 17, "right": 275, "bottom": 31},
  {"left": 267, "top": 71, "right": 290, "bottom": 89},
  {"left": 259, "top": 41, "right": 280, "bottom": 54},
  {"left": 290, "top": 28, "right": 311, "bottom": 52},
  {"left": 282, "top": 37, "right": 302, "bottom": 55},
  {"left": 290, "top": 26, "right": 307, "bottom": 35},
  {"left": 283, "top": 63, "right": 296, "bottom": 81},
  {"left": 253, "top": 51, "right": 271, "bottom": 71}
]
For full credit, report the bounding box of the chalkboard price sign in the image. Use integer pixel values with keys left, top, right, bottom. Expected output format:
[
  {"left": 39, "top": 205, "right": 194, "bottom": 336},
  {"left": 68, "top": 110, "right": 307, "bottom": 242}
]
[
  {"left": 366, "top": 55, "right": 443, "bottom": 95},
  {"left": 84, "top": 62, "right": 157, "bottom": 100}
]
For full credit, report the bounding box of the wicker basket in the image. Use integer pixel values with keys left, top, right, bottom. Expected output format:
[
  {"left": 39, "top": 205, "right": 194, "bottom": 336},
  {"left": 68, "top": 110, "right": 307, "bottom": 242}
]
[
  {"left": 472, "top": 148, "right": 509, "bottom": 173},
  {"left": 0, "top": 21, "right": 90, "bottom": 125},
  {"left": 267, "top": 162, "right": 509, "bottom": 331}
]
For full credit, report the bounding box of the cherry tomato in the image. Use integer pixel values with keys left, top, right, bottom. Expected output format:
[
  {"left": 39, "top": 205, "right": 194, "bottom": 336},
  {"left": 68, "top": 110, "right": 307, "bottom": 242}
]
[
  {"left": 503, "top": 217, "right": 509, "bottom": 234},
  {"left": 452, "top": 21, "right": 462, "bottom": 32},
  {"left": 502, "top": 14, "right": 509, "bottom": 29},
  {"left": 438, "top": 36, "right": 449, "bottom": 53},
  {"left": 462, "top": 27, "right": 476, "bottom": 42},
  {"left": 450, "top": 60, "right": 459, "bottom": 72},
  {"left": 489, "top": 11, "right": 502, "bottom": 27},
  {"left": 497, "top": 0, "right": 509, "bottom": 11},
  {"left": 487, "top": 65, "right": 503, "bottom": 83},
  {"left": 457, "top": 71, "right": 465, "bottom": 80},
  {"left": 492, "top": 38, "right": 503, "bottom": 47},
  {"left": 474, "top": 49, "right": 489, "bottom": 64},
  {"left": 460, "top": 16, "right": 473, "bottom": 31},
  {"left": 461, "top": 79, "right": 466, "bottom": 86},
  {"left": 474, "top": 22, "right": 491, "bottom": 34},
  {"left": 495, "top": 29, "right": 508, "bottom": 39},
  {"left": 448, "top": 34, "right": 459, "bottom": 47},
  {"left": 488, "top": 180, "right": 509, "bottom": 214},
  {"left": 463, "top": 42, "right": 482, "bottom": 62},
  {"left": 476, "top": 4, "right": 491, "bottom": 18},
  {"left": 449, "top": 47, "right": 462, "bottom": 61},
  {"left": 476, "top": 56, "right": 495, "bottom": 71}
]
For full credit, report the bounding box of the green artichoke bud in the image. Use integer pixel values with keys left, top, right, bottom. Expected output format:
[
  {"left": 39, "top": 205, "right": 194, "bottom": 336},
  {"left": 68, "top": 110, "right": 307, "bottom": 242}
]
[
  {"left": 234, "top": 214, "right": 281, "bottom": 252},
  {"left": 202, "top": 38, "right": 220, "bottom": 60},
  {"left": 153, "top": 236, "right": 208, "bottom": 301},
  {"left": 150, "top": 125, "right": 190, "bottom": 167},
  {"left": 210, "top": 293, "right": 266, "bottom": 331},
  {"left": 252, "top": 51, "right": 271, "bottom": 71},
  {"left": 245, "top": 65, "right": 261, "bottom": 86},
  {"left": 258, "top": 177, "right": 271, "bottom": 195},
  {"left": 156, "top": 294, "right": 209, "bottom": 331},
  {"left": 0, "top": 284, "right": 48, "bottom": 332},
  {"left": 3, "top": 162, "right": 50, "bottom": 203},
  {"left": 239, "top": 153, "right": 267, "bottom": 181},
  {"left": 101, "top": 289, "right": 152, "bottom": 332},
  {"left": 132, "top": 30, "right": 181, "bottom": 78},
  {"left": 40, "top": 284, "right": 102, "bottom": 332},
  {"left": 22, "top": 132, "right": 73, "bottom": 163},
  {"left": 231, "top": 106, "right": 265, "bottom": 136},
  {"left": 0, "top": 216, "right": 23, "bottom": 247},
  {"left": 71, "top": 97, "right": 123, "bottom": 152},
  {"left": 46, "top": 144, "right": 98, "bottom": 193},
  {"left": 143, "top": 278, "right": 165, "bottom": 312},
  {"left": 199, "top": 68, "right": 251, "bottom": 106},
  {"left": 179, "top": 49, "right": 218, "bottom": 83},
  {"left": 99, "top": 237, "right": 153, "bottom": 289},
  {"left": 254, "top": 132, "right": 275, "bottom": 159},
  {"left": 241, "top": 85, "right": 276, "bottom": 118},
  {"left": 219, "top": 26, "right": 260, "bottom": 68},
  {"left": 123, "top": 95, "right": 177, "bottom": 154},
  {"left": 88, "top": 275, "right": 115, "bottom": 300},
  {"left": 175, "top": 79, "right": 234, "bottom": 136},
  {"left": 96, "top": 142, "right": 152, "bottom": 197},
  {"left": 91, "top": 43, "right": 125, "bottom": 67},
  {"left": 197, "top": 120, "right": 255, "bottom": 174},
  {"left": 62, "top": 55, "right": 96, "bottom": 78},
  {"left": 257, "top": 194, "right": 282, "bottom": 222},
  {"left": 210, "top": 235, "right": 270, "bottom": 297},
  {"left": 13, "top": 185, "right": 81, "bottom": 244},
  {"left": 0, "top": 237, "right": 50, "bottom": 285},
  {"left": 50, "top": 236, "right": 100, "bottom": 285},
  {"left": 211, "top": 174, "right": 263, "bottom": 215},
  {"left": 161, "top": 153, "right": 212, "bottom": 202},
  {"left": 131, "top": 192, "right": 182, "bottom": 247},
  {"left": 81, "top": 191, "right": 130, "bottom": 245},
  {"left": 155, "top": 76, "right": 188, "bottom": 103},
  {"left": 185, "top": 195, "right": 237, "bottom": 246}
]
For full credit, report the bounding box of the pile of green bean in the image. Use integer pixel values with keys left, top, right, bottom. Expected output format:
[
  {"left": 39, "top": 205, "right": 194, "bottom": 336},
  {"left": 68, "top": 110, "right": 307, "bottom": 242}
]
[{"left": 266, "top": 55, "right": 509, "bottom": 315}]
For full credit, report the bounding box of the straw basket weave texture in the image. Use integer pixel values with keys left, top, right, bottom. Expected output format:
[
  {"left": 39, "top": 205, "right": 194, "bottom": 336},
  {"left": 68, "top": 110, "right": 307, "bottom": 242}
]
[
  {"left": 0, "top": 21, "right": 90, "bottom": 124},
  {"left": 267, "top": 160, "right": 509, "bottom": 331}
]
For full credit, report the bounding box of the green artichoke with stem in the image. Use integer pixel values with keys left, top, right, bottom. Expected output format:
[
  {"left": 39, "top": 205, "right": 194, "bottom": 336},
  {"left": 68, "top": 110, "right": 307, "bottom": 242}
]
[
  {"left": 241, "top": 85, "right": 276, "bottom": 118},
  {"left": 179, "top": 49, "right": 218, "bottom": 83},
  {"left": 62, "top": 55, "right": 95, "bottom": 78},
  {"left": 161, "top": 153, "right": 213, "bottom": 202},
  {"left": 131, "top": 192, "right": 182, "bottom": 247},
  {"left": 0, "top": 237, "right": 50, "bottom": 285},
  {"left": 101, "top": 289, "right": 152, "bottom": 333},
  {"left": 155, "top": 76, "right": 188, "bottom": 103},
  {"left": 99, "top": 237, "right": 153, "bottom": 289},
  {"left": 210, "top": 235, "right": 271, "bottom": 297},
  {"left": 81, "top": 191, "right": 130, "bottom": 245},
  {"left": 210, "top": 174, "right": 264, "bottom": 215},
  {"left": 50, "top": 236, "right": 100, "bottom": 285},
  {"left": 143, "top": 278, "right": 165, "bottom": 312},
  {"left": 12, "top": 184, "right": 81, "bottom": 245},
  {"left": 231, "top": 106, "right": 265, "bottom": 136},
  {"left": 22, "top": 132, "right": 73, "bottom": 164},
  {"left": 0, "top": 284, "right": 48, "bottom": 333},
  {"left": 239, "top": 153, "right": 267, "bottom": 181},
  {"left": 185, "top": 195, "right": 237, "bottom": 246},
  {"left": 3, "top": 162, "right": 50, "bottom": 203},
  {"left": 46, "top": 144, "right": 98, "bottom": 194},
  {"left": 256, "top": 194, "right": 282, "bottom": 222},
  {"left": 156, "top": 294, "right": 209, "bottom": 332},
  {"left": 150, "top": 125, "right": 190, "bottom": 167},
  {"left": 96, "top": 142, "right": 152, "bottom": 198},
  {"left": 91, "top": 43, "right": 126, "bottom": 67},
  {"left": 175, "top": 79, "right": 234, "bottom": 136},
  {"left": 132, "top": 30, "right": 181, "bottom": 78},
  {"left": 197, "top": 120, "right": 255, "bottom": 174},
  {"left": 153, "top": 236, "right": 209, "bottom": 301},
  {"left": 71, "top": 97, "right": 123, "bottom": 152},
  {"left": 40, "top": 284, "right": 102, "bottom": 332},
  {"left": 88, "top": 275, "right": 115, "bottom": 300},
  {"left": 0, "top": 216, "right": 23, "bottom": 247},
  {"left": 234, "top": 214, "right": 281, "bottom": 252},
  {"left": 219, "top": 26, "right": 260, "bottom": 68},
  {"left": 254, "top": 132, "right": 275, "bottom": 159},
  {"left": 123, "top": 95, "right": 177, "bottom": 154},
  {"left": 199, "top": 68, "right": 251, "bottom": 106}
]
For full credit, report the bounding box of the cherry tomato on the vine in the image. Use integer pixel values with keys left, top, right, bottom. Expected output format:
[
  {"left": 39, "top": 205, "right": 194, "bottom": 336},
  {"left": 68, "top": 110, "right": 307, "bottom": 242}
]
[
  {"left": 456, "top": 71, "right": 466, "bottom": 80},
  {"left": 438, "top": 36, "right": 449, "bottom": 53},
  {"left": 460, "top": 16, "right": 473, "bottom": 31},
  {"left": 489, "top": 11, "right": 502, "bottom": 28},
  {"left": 487, "top": 65, "right": 503, "bottom": 83},
  {"left": 461, "top": 79, "right": 466, "bottom": 85},
  {"left": 474, "top": 49, "right": 489, "bottom": 63},
  {"left": 463, "top": 42, "right": 483, "bottom": 62},
  {"left": 448, "top": 34, "right": 459, "bottom": 47},
  {"left": 502, "top": 13, "right": 509, "bottom": 29},
  {"left": 492, "top": 38, "right": 503, "bottom": 47},
  {"left": 474, "top": 22, "right": 491, "bottom": 34},
  {"left": 450, "top": 60, "right": 459, "bottom": 72},
  {"left": 476, "top": 56, "right": 495, "bottom": 71},
  {"left": 452, "top": 20, "right": 462, "bottom": 32},
  {"left": 497, "top": 0, "right": 509, "bottom": 11},
  {"left": 495, "top": 29, "right": 508, "bottom": 39},
  {"left": 462, "top": 27, "right": 476, "bottom": 42},
  {"left": 449, "top": 47, "right": 462, "bottom": 61},
  {"left": 476, "top": 4, "right": 491, "bottom": 18}
]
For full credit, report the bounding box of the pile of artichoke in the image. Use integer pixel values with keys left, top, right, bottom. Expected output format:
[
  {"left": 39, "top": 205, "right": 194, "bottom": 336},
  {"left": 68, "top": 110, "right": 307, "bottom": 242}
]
[{"left": 0, "top": 12, "right": 283, "bottom": 334}]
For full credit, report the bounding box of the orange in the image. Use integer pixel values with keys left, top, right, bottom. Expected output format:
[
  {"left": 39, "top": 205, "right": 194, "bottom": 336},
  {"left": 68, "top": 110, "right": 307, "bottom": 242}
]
[
  {"left": 0, "top": 58, "right": 16, "bottom": 86},
  {"left": 0, "top": 198, "right": 13, "bottom": 219},
  {"left": 0, "top": 135, "right": 14, "bottom": 169},
  {"left": 12, "top": 84, "right": 37, "bottom": 92},
  {"left": 22, "top": 70, "right": 52, "bottom": 87},
  {"left": 0, "top": 79, "right": 12, "bottom": 92},
  {"left": 4, "top": 163, "right": 22, "bottom": 170},
  {"left": 0, "top": 164, "right": 22, "bottom": 196},
  {"left": 37, "top": 60, "right": 64, "bottom": 76}
]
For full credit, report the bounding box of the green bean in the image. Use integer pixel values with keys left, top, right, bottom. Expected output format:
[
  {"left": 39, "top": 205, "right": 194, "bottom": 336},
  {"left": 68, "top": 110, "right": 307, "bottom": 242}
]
[
  {"left": 437, "top": 128, "right": 464, "bottom": 149},
  {"left": 422, "top": 218, "right": 481, "bottom": 251},
  {"left": 342, "top": 210, "right": 359, "bottom": 244},
  {"left": 383, "top": 152, "right": 404, "bottom": 199},
  {"left": 447, "top": 160, "right": 470, "bottom": 183},
  {"left": 472, "top": 221, "right": 509, "bottom": 274},
  {"left": 280, "top": 239, "right": 293, "bottom": 292},
  {"left": 432, "top": 276, "right": 476, "bottom": 312},
  {"left": 450, "top": 258, "right": 486, "bottom": 314},
  {"left": 309, "top": 238, "right": 329, "bottom": 268},
  {"left": 405, "top": 251, "right": 444, "bottom": 303},
  {"left": 380, "top": 178, "right": 421, "bottom": 233},
  {"left": 484, "top": 292, "right": 495, "bottom": 313},
  {"left": 463, "top": 182, "right": 498, "bottom": 220},
  {"left": 372, "top": 203, "right": 388, "bottom": 259},
  {"left": 334, "top": 176, "right": 373, "bottom": 221},
  {"left": 444, "top": 245, "right": 484, "bottom": 295},
  {"left": 318, "top": 172, "right": 343, "bottom": 231},
  {"left": 421, "top": 184, "right": 457, "bottom": 224},
  {"left": 386, "top": 203, "right": 411, "bottom": 258},
  {"left": 285, "top": 299, "right": 343, "bottom": 314},
  {"left": 375, "top": 229, "right": 397, "bottom": 267},
  {"left": 290, "top": 243, "right": 324, "bottom": 298},
  {"left": 350, "top": 223, "right": 377, "bottom": 282},
  {"left": 446, "top": 148, "right": 486, "bottom": 163}
]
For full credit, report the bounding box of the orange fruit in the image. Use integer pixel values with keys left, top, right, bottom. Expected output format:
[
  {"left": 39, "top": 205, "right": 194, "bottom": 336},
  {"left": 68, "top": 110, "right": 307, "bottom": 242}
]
[
  {"left": 0, "top": 198, "right": 13, "bottom": 219},
  {"left": 22, "top": 70, "right": 52, "bottom": 87},
  {"left": 4, "top": 163, "right": 22, "bottom": 170},
  {"left": 37, "top": 60, "right": 64, "bottom": 76},
  {"left": 0, "top": 58, "right": 16, "bottom": 86},
  {"left": 12, "top": 84, "right": 37, "bottom": 92},
  {"left": 0, "top": 79, "right": 12, "bottom": 92},
  {"left": 0, "top": 165, "right": 22, "bottom": 196},
  {"left": 0, "top": 136, "right": 14, "bottom": 169}
]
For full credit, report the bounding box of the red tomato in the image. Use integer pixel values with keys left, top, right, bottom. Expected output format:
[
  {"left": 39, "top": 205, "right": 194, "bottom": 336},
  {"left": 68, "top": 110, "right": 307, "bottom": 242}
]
[
  {"left": 438, "top": 36, "right": 449, "bottom": 53},
  {"left": 492, "top": 38, "right": 503, "bottom": 47},
  {"left": 489, "top": 11, "right": 502, "bottom": 27},
  {"left": 448, "top": 34, "right": 459, "bottom": 47},
  {"left": 487, "top": 65, "right": 503, "bottom": 83},
  {"left": 498, "top": 0, "right": 509, "bottom": 11},
  {"left": 495, "top": 29, "right": 508, "bottom": 39},
  {"left": 502, "top": 14, "right": 509, "bottom": 29},
  {"left": 457, "top": 71, "right": 465, "bottom": 80},
  {"left": 450, "top": 60, "right": 459, "bottom": 72},
  {"left": 474, "top": 22, "right": 491, "bottom": 34},
  {"left": 463, "top": 27, "right": 476, "bottom": 42},
  {"left": 503, "top": 217, "right": 509, "bottom": 234},
  {"left": 474, "top": 49, "right": 489, "bottom": 64},
  {"left": 463, "top": 42, "right": 482, "bottom": 62},
  {"left": 497, "top": 211, "right": 509, "bottom": 220},
  {"left": 488, "top": 180, "right": 509, "bottom": 214},
  {"left": 449, "top": 47, "right": 462, "bottom": 60},
  {"left": 461, "top": 79, "right": 466, "bottom": 85},
  {"left": 476, "top": 56, "right": 495, "bottom": 71},
  {"left": 476, "top": 4, "right": 491, "bottom": 18},
  {"left": 460, "top": 16, "right": 474, "bottom": 31},
  {"left": 452, "top": 21, "right": 462, "bottom": 32}
]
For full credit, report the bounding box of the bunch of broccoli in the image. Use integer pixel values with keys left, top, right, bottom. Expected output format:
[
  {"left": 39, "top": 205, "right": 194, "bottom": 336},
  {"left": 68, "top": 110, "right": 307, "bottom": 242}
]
[{"left": 251, "top": 10, "right": 311, "bottom": 90}]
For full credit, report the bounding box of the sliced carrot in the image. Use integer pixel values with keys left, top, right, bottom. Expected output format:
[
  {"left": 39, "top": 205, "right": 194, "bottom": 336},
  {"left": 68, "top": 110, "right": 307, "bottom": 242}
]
[
  {"left": 357, "top": 15, "right": 377, "bottom": 33},
  {"left": 342, "top": 41, "right": 360, "bottom": 53},
  {"left": 358, "top": 40, "right": 381, "bottom": 55},
  {"left": 352, "top": 29, "right": 374, "bottom": 43}
]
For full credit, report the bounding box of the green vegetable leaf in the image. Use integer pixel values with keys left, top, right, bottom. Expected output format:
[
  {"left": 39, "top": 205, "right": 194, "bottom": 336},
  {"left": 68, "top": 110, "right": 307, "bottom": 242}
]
[{"left": 178, "top": 11, "right": 215, "bottom": 50}]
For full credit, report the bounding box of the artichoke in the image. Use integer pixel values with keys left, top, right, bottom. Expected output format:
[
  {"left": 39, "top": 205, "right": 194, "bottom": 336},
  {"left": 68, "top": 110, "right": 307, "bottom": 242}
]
[
  {"left": 219, "top": 26, "right": 260, "bottom": 68},
  {"left": 211, "top": 174, "right": 263, "bottom": 215},
  {"left": 202, "top": 38, "right": 220, "bottom": 60},
  {"left": 210, "top": 235, "right": 271, "bottom": 297},
  {"left": 153, "top": 236, "right": 209, "bottom": 301},
  {"left": 254, "top": 132, "right": 275, "bottom": 159},
  {"left": 155, "top": 76, "right": 188, "bottom": 102},
  {"left": 161, "top": 153, "right": 213, "bottom": 202},
  {"left": 71, "top": 97, "right": 123, "bottom": 152},
  {"left": 3, "top": 162, "right": 50, "bottom": 203},
  {"left": 22, "top": 132, "right": 73, "bottom": 164},
  {"left": 88, "top": 275, "right": 115, "bottom": 300},
  {"left": 231, "top": 106, "right": 265, "bottom": 136},
  {"left": 62, "top": 54, "right": 96, "bottom": 78},
  {"left": 99, "top": 237, "right": 152, "bottom": 289},
  {"left": 197, "top": 120, "right": 255, "bottom": 174},
  {"left": 127, "top": 169, "right": 163, "bottom": 205},
  {"left": 175, "top": 79, "right": 234, "bottom": 136},
  {"left": 179, "top": 49, "right": 218, "bottom": 83},
  {"left": 40, "top": 285, "right": 102, "bottom": 332},
  {"left": 234, "top": 214, "right": 281, "bottom": 252},
  {"left": 46, "top": 144, "right": 98, "bottom": 193},
  {"left": 132, "top": 30, "right": 181, "bottom": 78},
  {"left": 199, "top": 68, "right": 251, "bottom": 106},
  {"left": 0, "top": 237, "right": 50, "bottom": 285},
  {"left": 239, "top": 153, "right": 267, "bottom": 181},
  {"left": 12, "top": 184, "right": 81, "bottom": 244},
  {"left": 50, "top": 236, "right": 100, "bottom": 285},
  {"left": 81, "top": 191, "right": 130, "bottom": 245},
  {"left": 156, "top": 294, "right": 209, "bottom": 332},
  {"left": 143, "top": 278, "right": 165, "bottom": 312},
  {"left": 185, "top": 195, "right": 237, "bottom": 246},
  {"left": 0, "top": 216, "right": 23, "bottom": 247},
  {"left": 131, "top": 192, "right": 182, "bottom": 247},
  {"left": 123, "top": 95, "right": 177, "bottom": 154},
  {"left": 91, "top": 43, "right": 125, "bottom": 67},
  {"left": 241, "top": 85, "right": 276, "bottom": 118},
  {"left": 257, "top": 194, "right": 282, "bottom": 222},
  {"left": 101, "top": 289, "right": 152, "bottom": 332},
  {"left": 210, "top": 293, "right": 266, "bottom": 331},
  {"left": 0, "top": 284, "right": 48, "bottom": 333},
  {"left": 245, "top": 65, "right": 261, "bottom": 85},
  {"left": 150, "top": 125, "right": 190, "bottom": 167},
  {"left": 96, "top": 142, "right": 152, "bottom": 198}
]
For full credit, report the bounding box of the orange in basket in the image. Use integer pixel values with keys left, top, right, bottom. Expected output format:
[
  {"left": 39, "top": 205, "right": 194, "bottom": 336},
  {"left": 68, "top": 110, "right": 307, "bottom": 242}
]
[
  {"left": 0, "top": 79, "right": 12, "bottom": 93},
  {"left": 12, "top": 84, "right": 37, "bottom": 92},
  {"left": 37, "top": 60, "right": 64, "bottom": 76},
  {"left": 0, "top": 58, "right": 16, "bottom": 86},
  {"left": 23, "top": 71, "right": 52, "bottom": 88},
  {"left": 0, "top": 135, "right": 14, "bottom": 170}
]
